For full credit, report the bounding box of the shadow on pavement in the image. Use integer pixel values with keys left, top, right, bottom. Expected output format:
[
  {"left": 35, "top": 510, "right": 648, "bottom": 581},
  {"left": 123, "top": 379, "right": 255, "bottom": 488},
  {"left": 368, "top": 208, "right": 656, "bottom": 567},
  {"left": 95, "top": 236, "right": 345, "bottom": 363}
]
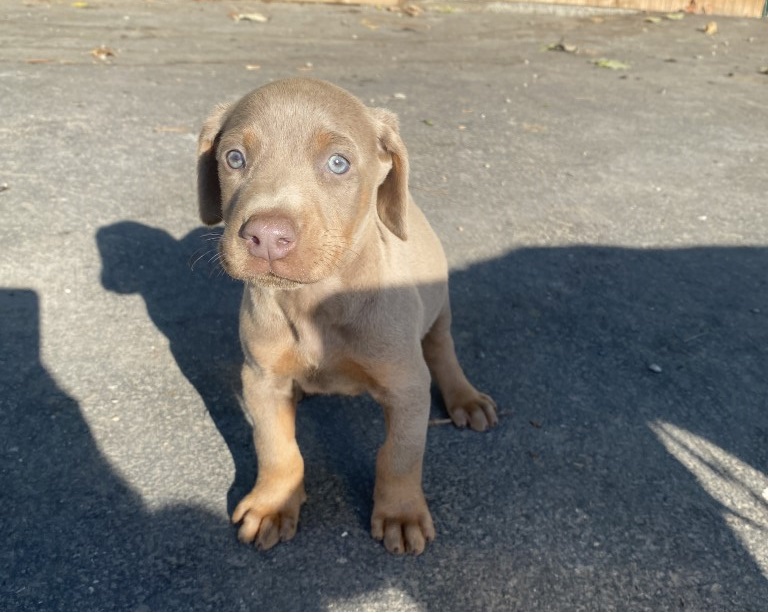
[
  {"left": 0, "top": 288, "right": 234, "bottom": 610},
  {"left": 96, "top": 222, "right": 253, "bottom": 512},
  {"left": 2, "top": 225, "right": 767, "bottom": 609}
]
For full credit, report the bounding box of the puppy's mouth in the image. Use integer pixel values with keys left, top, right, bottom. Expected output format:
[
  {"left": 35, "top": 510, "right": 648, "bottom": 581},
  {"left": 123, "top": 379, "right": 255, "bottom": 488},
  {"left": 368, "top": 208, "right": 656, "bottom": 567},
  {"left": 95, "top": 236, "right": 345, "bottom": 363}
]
[
  {"left": 252, "top": 271, "right": 305, "bottom": 290},
  {"left": 220, "top": 251, "right": 310, "bottom": 289}
]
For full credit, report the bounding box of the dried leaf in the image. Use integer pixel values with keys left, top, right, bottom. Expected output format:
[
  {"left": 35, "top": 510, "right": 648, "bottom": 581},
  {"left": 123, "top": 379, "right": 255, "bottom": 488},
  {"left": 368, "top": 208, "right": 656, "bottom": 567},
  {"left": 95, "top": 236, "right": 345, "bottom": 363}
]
[
  {"left": 701, "top": 21, "right": 718, "bottom": 35},
  {"left": 153, "top": 126, "right": 190, "bottom": 133},
  {"left": 644, "top": 15, "right": 662, "bottom": 23},
  {"left": 522, "top": 123, "right": 547, "bottom": 133},
  {"left": 422, "top": 119, "right": 434, "bottom": 127},
  {"left": 231, "top": 12, "right": 268, "bottom": 23},
  {"left": 402, "top": 3, "right": 423, "bottom": 16},
  {"left": 546, "top": 41, "right": 578, "bottom": 53},
  {"left": 664, "top": 12, "right": 685, "bottom": 19},
  {"left": 90, "top": 45, "right": 116, "bottom": 61},
  {"left": 593, "top": 58, "right": 629, "bottom": 70}
]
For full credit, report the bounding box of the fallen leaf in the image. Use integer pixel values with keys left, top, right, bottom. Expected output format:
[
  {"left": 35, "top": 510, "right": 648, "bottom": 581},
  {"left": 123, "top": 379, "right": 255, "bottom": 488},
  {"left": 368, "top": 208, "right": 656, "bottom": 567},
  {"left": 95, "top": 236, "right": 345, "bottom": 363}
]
[
  {"left": 644, "top": 15, "right": 662, "bottom": 23},
  {"left": 90, "top": 45, "right": 116, "bottom": 61},
  {"left": 402, "top": 3, "right": 423, "bottom": 16},
  {"left": 422, "top": 119, "right": 434, "bottom": 127},
  {"left": 701, "top": 21, "right": 718, "bottom": 35},
  {"left": 522, "top": 123, "right": 547, "bottom": 133},
  {"left": 546, "top": 41, "right": 578, "bottom": 53},
  {"left": 665, "top": 12, "right": 685, "bottom": 19},
  {"left": 230, "top": 12, "right": 268, "bottom": 23},
  {"left": 153, "top": 126, "right": 190, "bottom": 133},
  {"left": 593, "top": 58, "right": 630, "bottom": 70}
]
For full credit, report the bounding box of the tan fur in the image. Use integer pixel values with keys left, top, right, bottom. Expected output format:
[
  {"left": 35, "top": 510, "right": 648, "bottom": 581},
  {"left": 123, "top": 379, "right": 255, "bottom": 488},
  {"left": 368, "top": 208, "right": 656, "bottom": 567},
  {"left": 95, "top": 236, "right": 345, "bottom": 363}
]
[{"left": 197, "top": 78, "right": 497, "bottom": 555}]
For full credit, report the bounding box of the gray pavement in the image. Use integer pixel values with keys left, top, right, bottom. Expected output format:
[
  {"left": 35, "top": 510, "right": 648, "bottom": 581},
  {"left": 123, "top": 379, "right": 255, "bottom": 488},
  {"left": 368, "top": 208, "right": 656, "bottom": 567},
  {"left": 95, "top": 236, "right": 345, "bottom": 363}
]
[{"left": 2, "top": 0, "right": 768, "bottom": 610}]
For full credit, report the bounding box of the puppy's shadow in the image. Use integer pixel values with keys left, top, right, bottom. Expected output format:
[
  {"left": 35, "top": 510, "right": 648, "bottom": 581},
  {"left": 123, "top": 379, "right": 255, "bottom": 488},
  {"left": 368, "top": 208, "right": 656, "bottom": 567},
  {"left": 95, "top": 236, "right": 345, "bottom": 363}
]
[
  {"left": 97, "top": 221, "right": 382, "bottom": 526},
  {"left": 97, "top": 222, "right": 254, "bottom": 509}
]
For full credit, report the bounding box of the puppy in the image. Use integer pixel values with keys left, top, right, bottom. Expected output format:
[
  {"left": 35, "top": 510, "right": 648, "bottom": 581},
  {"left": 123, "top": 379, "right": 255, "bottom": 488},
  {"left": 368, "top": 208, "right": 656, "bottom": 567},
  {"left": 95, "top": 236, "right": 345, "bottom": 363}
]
[{"left": 197, "top": 78, "right": 497, "bottom": 555}]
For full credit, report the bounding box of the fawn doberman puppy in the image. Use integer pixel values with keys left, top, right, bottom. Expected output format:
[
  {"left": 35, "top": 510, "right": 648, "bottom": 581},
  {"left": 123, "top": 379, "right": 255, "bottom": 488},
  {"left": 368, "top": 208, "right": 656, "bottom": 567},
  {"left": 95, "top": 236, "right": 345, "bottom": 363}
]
[{"left": 197, "top": 78, "right": 497, "bottom": 554}]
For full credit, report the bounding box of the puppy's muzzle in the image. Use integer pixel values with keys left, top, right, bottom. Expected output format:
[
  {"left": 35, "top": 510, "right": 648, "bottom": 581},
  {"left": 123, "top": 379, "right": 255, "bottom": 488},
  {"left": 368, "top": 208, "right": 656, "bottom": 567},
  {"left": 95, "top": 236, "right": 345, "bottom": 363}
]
[{"left": 240, "top": 215, "right": 297, "bottom": 262}]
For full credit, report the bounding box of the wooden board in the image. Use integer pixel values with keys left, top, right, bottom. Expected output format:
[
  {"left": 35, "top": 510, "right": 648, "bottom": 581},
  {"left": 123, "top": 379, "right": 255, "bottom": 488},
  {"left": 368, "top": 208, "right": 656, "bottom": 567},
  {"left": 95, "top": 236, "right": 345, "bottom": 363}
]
[
  {"left": 273, "top": 0, "right": 403, "bottom": 6},
  {"left": 271, "top": 0, "right": 764, "bottom": 17},
  {"left": 520, "top": 0, "right": 765, "bottom": 17}
]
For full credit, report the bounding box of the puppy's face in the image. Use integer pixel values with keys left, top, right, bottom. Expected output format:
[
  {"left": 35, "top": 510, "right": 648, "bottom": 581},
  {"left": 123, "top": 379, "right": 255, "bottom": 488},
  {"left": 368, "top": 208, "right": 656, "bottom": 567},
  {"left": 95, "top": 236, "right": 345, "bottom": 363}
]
[{"left": 197, "top": 79, "right": 409, "bottom": 288}]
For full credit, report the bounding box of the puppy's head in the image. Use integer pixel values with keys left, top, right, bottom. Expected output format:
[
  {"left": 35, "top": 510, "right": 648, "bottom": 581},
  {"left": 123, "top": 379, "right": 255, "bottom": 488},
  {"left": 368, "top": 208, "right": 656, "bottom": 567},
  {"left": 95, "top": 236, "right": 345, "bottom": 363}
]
[{"left": 197, "top": 78, "right": 409, "bottom": 288}]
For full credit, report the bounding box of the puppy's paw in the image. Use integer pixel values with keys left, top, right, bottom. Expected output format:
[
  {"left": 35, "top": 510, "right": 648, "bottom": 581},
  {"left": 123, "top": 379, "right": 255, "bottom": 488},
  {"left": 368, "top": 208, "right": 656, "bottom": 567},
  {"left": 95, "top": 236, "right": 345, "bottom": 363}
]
[
  {"left": 232, "top": 484, "right": 306, "bottom": 550},
  {"left": 371, "top": 495, "right": 436, "bottom": 555},
  {"left": 447, "top": 389, "right": 498, "bottom": 431}
]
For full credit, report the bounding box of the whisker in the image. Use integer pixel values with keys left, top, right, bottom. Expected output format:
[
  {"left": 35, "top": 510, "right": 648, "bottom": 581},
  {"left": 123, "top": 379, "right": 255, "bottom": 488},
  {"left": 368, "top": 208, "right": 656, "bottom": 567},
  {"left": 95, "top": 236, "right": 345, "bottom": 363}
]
[{"left": 189, "top": 248, "right": 216, "bottom": 270}]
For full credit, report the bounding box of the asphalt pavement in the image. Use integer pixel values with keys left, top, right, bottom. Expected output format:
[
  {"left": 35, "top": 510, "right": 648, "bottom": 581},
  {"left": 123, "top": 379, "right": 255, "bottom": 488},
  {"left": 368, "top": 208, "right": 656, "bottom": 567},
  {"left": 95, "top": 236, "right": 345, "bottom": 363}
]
[{"left": 1, "top": 0, "right": 767, "bottom": 610}]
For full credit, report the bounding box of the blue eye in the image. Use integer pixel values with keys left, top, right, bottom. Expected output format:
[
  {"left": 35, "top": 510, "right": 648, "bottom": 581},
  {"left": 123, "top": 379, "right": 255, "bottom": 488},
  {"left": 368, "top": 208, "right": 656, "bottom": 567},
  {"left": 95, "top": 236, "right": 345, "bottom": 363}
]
[
  {"left": 225, "top": 149, "right": 245, "bottom": 170},
  {"left": 327, "top": 154, "right": 350, "bottom": 175}
]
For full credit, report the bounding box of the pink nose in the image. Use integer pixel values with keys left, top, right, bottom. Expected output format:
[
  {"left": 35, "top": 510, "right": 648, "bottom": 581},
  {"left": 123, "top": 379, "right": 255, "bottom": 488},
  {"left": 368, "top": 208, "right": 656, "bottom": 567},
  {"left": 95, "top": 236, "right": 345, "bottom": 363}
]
[{"left": 240, "top": 216, "right": 297, "bottom": 262}]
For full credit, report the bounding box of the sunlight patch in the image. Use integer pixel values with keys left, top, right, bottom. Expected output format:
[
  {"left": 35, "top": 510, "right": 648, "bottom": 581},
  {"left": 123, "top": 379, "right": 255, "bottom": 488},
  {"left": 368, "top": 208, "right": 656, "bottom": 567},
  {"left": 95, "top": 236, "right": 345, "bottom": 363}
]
[
  {"left": 650, "top": 420, "right": 768, "bottom": 578},
  {"left": 325, "top": 585, "right": 421, "bottom": 612}
]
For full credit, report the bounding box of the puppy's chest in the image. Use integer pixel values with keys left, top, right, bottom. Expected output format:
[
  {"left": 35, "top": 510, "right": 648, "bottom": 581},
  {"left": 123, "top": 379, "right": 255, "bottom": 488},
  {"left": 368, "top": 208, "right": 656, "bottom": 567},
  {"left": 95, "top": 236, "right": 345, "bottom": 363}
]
[{"left": 269, "top": 321, "right": 374, "bottom": 396}]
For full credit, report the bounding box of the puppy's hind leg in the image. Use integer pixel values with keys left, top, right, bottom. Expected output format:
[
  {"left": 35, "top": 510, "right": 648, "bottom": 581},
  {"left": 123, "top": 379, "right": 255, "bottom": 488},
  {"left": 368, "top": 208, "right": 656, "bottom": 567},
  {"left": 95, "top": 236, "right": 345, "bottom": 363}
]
[{"left": 422, "top": 304, "right": 498, "bottom": 432}]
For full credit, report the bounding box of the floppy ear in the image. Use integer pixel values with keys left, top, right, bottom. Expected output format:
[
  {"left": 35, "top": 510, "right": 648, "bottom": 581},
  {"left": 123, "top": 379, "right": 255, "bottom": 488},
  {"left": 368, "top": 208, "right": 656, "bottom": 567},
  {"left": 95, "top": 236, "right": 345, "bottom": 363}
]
[
  {"left": 197, "top": 104, "right": 230, "bottom": 225},
  {"left": 371, "top": 107, "right": 409, "bottom": 241}
]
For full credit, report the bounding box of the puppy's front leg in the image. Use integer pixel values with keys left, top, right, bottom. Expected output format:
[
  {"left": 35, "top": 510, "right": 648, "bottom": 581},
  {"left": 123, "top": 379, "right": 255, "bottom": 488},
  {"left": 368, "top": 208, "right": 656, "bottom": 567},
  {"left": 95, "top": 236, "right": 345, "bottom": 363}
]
[
  {"left": 232, "top": 363, "right": 306, "bottom": 550},
  {"left": 370, "top": 361, "right": 436, "bottom": 555}
]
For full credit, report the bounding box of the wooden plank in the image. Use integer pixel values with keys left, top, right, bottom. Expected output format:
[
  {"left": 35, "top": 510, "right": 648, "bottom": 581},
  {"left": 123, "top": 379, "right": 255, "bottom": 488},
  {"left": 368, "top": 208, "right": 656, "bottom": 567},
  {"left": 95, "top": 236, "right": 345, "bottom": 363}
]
[
  {"left": 496, "top": 0, "right": 764, "bottom": 17},
  {"left": 271, "top": 0, "right": 764, "bottom": 17},
  {"left": 273, "top": 0, "right": 403, "bottom": 6}
]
